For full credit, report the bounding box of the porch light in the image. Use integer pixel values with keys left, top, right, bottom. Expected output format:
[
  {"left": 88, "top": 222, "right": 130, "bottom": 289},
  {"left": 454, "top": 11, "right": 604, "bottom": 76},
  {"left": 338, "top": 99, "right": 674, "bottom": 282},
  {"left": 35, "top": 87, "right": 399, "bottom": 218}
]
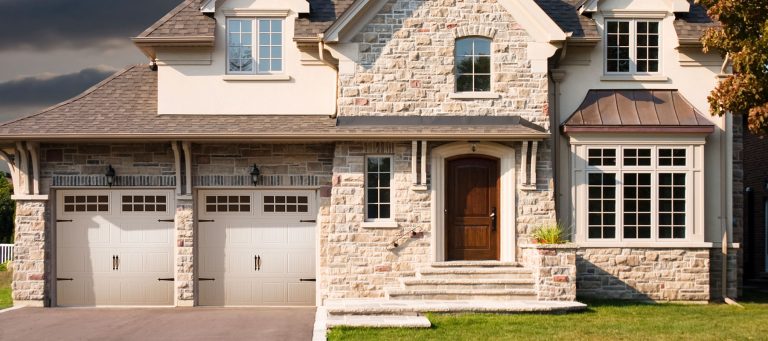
[
  {"left": 250, "top": 164, "right": 261, "bottom": 186},
  {"left": 105, "top": 165, "right": 116, "bottom": 187}
]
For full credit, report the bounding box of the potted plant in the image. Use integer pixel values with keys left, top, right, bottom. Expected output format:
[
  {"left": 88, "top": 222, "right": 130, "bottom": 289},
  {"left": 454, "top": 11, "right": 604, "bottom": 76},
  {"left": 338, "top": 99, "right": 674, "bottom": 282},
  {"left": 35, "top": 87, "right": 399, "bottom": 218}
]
[{"left": 531, "top": 223, "right": 569, "bottom": 244}]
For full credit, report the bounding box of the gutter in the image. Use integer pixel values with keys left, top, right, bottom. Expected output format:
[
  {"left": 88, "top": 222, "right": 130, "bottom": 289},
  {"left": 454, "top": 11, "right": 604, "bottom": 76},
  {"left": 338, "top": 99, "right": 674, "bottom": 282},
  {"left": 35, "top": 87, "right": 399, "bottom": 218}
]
[{"left": 0, "top": 133, "right": 550, "bottom": 142}]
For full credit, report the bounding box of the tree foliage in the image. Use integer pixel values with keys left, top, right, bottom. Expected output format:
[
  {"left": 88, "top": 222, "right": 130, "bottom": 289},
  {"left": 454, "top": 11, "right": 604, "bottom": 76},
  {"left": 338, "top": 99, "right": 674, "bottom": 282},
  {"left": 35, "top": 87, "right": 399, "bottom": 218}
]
[
  {"left": 0, "top": 176, "right": 14, "bottom": 243},
  {"left": 699, "top": 0, "right": 768, "bottom": 135}
]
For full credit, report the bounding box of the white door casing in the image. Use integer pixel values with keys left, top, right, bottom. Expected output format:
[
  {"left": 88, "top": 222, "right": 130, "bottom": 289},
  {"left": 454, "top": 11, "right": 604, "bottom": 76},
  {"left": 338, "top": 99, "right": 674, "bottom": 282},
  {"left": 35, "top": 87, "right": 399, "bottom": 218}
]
[
  {"left": 56, "top": 189, "right": 175, "bottom": 306},
  {"left": 431, "top": 142, "right": 517, "bottom": 262},
  {"left": 198, "top": 189, "right": 316, "bottom": 306}
]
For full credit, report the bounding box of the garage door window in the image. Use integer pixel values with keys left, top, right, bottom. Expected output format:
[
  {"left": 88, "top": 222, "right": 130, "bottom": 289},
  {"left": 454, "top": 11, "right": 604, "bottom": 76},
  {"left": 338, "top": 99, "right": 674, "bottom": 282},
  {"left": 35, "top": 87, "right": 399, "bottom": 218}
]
[
  {"left": 205, "top": 195, "right": 251, "bottom": 213},
  {"left": 264, "top": 195, "right": 309, "bottom": 213},
  {"left": 122, "top": 195, "right": 168, "bottom": 212},
  {"left": 64, "top": 195, "right": 109, "bottom": 212}
]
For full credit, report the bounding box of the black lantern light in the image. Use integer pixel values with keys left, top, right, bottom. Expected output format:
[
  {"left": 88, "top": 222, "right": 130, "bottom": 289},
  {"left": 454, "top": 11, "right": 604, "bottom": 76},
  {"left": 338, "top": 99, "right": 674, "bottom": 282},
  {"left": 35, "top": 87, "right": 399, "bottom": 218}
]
[
  {"left": 250, "top": 164, "right": 261, "bottom": 186},
  {"left": 105, "top": 165, "right": 116, "bottom": 187}
]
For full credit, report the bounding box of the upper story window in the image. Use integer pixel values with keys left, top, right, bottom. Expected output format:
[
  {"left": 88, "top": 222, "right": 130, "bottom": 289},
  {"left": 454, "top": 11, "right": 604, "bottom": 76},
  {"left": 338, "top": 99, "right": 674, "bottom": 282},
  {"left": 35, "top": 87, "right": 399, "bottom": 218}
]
[
  {"left": 455, "top": 37, "right": 491, "bottom": 92},
  {"left": 366, "top": 156, "right": 393, "bottom": 221},
  {"left": 227, "top": 18, "right": 283, "bottom": 74},
  {"left": 605, "top": 20, "right": 660, "bottom": 74}
]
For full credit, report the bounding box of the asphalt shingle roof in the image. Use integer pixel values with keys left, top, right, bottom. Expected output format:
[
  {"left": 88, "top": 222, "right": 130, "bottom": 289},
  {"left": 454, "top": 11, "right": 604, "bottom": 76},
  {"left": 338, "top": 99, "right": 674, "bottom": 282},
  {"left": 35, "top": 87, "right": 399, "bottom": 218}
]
[
  {"left": 137, "top": 0, "right": 215, "bottom": 39},
  {"left": 674, "top": 0, "right": 718, "bottom": 43},
  {"left": 295, "top": 0, "right": 357, "bottom": 39},
  {"left": 0, "top": 66, "right": 546, "bottom": 140},
  {"left": 535, "top": 0, "right": 599, "bottom": 39}
]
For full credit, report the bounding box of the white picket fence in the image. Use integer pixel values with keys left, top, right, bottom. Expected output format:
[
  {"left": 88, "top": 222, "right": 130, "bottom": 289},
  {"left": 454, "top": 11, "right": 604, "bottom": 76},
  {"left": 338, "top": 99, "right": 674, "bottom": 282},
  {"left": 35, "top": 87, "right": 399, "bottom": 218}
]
[{"left": 0, "top": 244, "right": 12, "bottom": 264}]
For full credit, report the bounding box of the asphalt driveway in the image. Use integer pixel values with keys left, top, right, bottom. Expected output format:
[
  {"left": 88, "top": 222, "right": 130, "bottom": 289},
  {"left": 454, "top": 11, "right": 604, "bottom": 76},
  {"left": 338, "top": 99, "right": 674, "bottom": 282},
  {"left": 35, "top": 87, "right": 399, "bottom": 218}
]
[{"left": 0, "top": 307, "right": 316, "bottom": 341}]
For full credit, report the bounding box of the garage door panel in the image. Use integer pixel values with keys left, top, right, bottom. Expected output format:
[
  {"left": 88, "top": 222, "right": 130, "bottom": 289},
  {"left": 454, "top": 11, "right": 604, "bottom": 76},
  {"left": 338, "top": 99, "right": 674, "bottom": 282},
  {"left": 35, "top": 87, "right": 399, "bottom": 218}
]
[
  {"left": 144, "top": 252, "right": 172, "bottom": 273},
  {"left": 258, "top": 252, "right": 288, "bottom": 274},
  {"left": 287, "top": 252, "right": 315, "bottom": 274},
  {"left": 287, "top": 282, "right": 315, "bottom": 305},
  {"left": 260, "top": 226, "right": 288, "bottom": 245},
  {"left": 261, "top": 280, "right": 286, "bottom": 305},
  {"left": 228, "top": 279, "right": 255, "bottom": 305},
  {"left": 227, "top": 225, "right": 253, "bottom": 247},
  {"left": 288, "top": 225, "right": 314, "bottom": 246}
]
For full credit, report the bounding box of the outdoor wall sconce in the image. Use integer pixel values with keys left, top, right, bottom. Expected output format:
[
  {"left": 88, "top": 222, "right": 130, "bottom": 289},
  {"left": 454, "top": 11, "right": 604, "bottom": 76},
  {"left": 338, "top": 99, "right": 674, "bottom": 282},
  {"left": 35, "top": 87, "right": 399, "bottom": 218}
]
[
  {"left": 250, "top": 164, "right": 261, "bottom": 186},
  {"left": 105, "top": 165, "right": 116, "bottom": 187}
]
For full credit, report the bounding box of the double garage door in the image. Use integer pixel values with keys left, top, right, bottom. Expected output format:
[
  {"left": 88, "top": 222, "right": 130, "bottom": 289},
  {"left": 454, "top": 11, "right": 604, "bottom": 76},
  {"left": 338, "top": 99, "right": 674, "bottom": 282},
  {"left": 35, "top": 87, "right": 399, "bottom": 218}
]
[{"left": 56, "top": 189, "right": 316, "bottom": 307}]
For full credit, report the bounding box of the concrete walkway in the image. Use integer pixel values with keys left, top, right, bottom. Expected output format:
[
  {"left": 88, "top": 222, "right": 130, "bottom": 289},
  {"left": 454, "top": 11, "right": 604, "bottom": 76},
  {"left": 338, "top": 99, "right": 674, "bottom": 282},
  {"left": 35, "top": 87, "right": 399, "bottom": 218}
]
[{"left": 0, "top": 307, "right": 315, "bottom": 341}]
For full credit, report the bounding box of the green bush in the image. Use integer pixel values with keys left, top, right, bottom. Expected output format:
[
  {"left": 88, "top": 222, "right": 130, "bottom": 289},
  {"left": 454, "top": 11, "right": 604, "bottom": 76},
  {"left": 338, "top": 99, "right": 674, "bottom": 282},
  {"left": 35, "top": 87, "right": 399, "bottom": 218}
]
[
  {"left": 0, "top": 262, "right": 7, "bottom": 272},
  {"left": 532, "top": 223, "right": 568, "bottom": 244}
]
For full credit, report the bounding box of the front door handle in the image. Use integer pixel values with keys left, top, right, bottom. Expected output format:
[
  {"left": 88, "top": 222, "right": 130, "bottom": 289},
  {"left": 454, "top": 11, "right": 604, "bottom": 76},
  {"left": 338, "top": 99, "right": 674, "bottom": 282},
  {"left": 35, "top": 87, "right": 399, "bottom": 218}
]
[{"left": 490, "top": 207, "right": 497, "bottom": 232}]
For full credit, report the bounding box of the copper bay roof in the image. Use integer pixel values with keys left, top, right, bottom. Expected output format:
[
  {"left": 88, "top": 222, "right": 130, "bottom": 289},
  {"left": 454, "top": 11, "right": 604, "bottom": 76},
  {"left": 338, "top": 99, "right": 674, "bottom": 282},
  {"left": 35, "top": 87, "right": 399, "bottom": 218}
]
[
  {"left": 0, "top": 66, "right": 547, "bottom": 141},
  {"left": 562, "top": 90, "right": 715, "bottom": 134}
]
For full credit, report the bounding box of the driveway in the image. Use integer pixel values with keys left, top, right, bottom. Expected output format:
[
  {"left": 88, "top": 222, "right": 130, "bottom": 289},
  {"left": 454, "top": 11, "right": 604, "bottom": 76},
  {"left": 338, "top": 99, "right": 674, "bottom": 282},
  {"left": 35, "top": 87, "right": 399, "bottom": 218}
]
[{"left": 0, "top": 307, "right": 316, "bottom": 341}]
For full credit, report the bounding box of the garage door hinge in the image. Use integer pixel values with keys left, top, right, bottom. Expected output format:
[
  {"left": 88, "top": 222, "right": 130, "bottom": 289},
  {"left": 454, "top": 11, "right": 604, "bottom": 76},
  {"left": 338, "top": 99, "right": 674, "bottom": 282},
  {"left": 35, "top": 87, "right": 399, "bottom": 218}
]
[
  {"left": 300, "top": 220, "right": 317, "bottom": 223},
  {"left": 198, "top": 219, "right": 215, "bottom": 223},
  {"left": 57, "top": 278, "right": 74, "bottom": 281},
  {"left": 158, "top": 278, "right": 174, "bottom": 281},
  {"left": 157, "top": 219, "right": 174, "bottom": 223},
  {"left": 299, "top": 278, "right": 317, "bottom": 282},
  {"left": 56, "top": 219, "right": 73, "bottom": 223}
]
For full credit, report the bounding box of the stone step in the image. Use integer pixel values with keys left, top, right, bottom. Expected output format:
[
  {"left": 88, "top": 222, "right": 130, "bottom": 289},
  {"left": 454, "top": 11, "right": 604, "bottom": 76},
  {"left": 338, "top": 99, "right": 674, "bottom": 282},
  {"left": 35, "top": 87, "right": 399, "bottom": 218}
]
[
  {"left": 324, "top": 299, "right": 587, "bottom": 315},
  {"left": 325, "top": 314, "right": 432, "bottom": 328},
  {"left": 430, "top": 261, "right": 522, "bottom": 268},
  {"left": 400, "top": 278, "right": 535, "bottom": 290},
  {"left": 386, "top": 288, "right": 537, "bottom": 301},
  {"left": 417, "top": 267, "right": 533, "bottom": 279}
]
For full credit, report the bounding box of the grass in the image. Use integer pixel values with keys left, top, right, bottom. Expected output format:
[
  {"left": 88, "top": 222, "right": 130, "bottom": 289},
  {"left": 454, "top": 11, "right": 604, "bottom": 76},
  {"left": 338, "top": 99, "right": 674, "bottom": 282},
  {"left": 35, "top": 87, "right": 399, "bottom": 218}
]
[
  {"left": 328, "top": 291, "right": 768, "bottom": 341},
  {"left": 0, "top": 262, "right": 11, "bottom": 309}
]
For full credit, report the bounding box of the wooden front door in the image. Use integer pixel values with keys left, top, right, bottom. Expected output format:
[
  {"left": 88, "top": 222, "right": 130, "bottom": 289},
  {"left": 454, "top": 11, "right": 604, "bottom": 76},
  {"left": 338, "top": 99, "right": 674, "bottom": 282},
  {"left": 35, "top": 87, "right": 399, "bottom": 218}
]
[{"left": 446, "top": 156, "right": 500, "bottom": 261}]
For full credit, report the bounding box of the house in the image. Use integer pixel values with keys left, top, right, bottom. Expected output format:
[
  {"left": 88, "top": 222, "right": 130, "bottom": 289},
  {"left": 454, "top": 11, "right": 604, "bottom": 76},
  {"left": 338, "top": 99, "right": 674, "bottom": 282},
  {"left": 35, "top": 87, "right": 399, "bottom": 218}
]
[
  {"left": 744, "top": 117, "right": 768, "bottom": 284},
  {"left": 0, "top": 0, "right": 740, "bottom": 309}
]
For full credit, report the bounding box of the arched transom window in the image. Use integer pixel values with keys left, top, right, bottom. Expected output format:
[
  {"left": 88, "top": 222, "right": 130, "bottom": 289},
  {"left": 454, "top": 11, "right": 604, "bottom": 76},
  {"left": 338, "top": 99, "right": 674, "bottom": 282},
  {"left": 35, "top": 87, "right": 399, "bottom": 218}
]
[{"left": 455, "top": 37, "right": 491, "bottom": 92}]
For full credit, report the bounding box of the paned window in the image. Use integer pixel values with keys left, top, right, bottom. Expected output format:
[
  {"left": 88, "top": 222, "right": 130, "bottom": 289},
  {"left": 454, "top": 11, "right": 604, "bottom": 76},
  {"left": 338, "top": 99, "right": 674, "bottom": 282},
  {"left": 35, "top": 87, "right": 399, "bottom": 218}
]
[
  {"left": 585, "top": 146, "right": 690, "bottom": 241},
  {"left": 264, "top": 196, "right": 309, "bottom": 213},
  {"left": 227, "top": 18, "right": 283, "bottom": 74},
  {"left": 366, "top": 156, "right": 392, "bottom": 220},
  {"left": 205, "top": 195, "right": 251, "bottom": 213},
  {"left": 606, "top": 20, "right": 660, "bottom": 74},
  {"left": 122, "top": 195, "right": 167, "bottom": 212},
  {"left": 455, "top": 37, "right": 491, "bottom": 92},
  {"left": 64, "top": 195, "right": 109, "bottom": 212}
]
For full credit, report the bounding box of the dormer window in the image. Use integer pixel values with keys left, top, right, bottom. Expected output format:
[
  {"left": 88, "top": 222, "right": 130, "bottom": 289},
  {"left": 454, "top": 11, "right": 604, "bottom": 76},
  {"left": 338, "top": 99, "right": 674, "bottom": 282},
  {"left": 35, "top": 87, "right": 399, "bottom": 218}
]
[
  {"left": 227, "top": 18, "right": 283, "bottom": 74},
  {"left": 455, "top": 37, "right": 491, "bottom": 92},
  {"left": 605, "top": 20, "right": 660, "bottom": 74}
]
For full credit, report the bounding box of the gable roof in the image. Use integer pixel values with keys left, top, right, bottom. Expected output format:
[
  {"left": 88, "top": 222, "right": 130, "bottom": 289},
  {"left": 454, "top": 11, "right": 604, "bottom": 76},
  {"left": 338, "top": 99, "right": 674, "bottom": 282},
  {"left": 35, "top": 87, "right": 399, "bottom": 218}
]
[
  {"left": 0, "top": 66, "right": 547, "bottom": 140},
  {"left": 296, "top": 0, "right": 357, "bottom": 40},
  {"left": 562, "top": 89, "right": 715, "bottom": 134},
  {"left": 534, "top": 0, "right": 599, "bottom": 39},
  {"left": 136, "top": 0, "right": 215, "bottom": 39},
  {"left": 674, "top": 1, "right": 718, "bottom": 45}
]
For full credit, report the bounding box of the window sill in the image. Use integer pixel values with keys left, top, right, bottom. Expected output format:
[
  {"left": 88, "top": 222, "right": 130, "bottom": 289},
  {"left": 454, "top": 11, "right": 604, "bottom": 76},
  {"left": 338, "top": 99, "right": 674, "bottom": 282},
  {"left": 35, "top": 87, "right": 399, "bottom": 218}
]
[
  {"left": 411, "top": 184, "right": 428, "bottom": 191},
  {"left": 578, "top": 241, "right": 713, "bottom": 248},
  {"left": 448, "top": 92, "right": 501, "bottom": 100},
  {"left": 361, "top": 221, "right": 399, "bottom": 229},
  {"left": 600, "top": 75, "right": 669, "bottom": 82},
  {"left": 223, "top": 74, "right": 292, "bottom": 82}
]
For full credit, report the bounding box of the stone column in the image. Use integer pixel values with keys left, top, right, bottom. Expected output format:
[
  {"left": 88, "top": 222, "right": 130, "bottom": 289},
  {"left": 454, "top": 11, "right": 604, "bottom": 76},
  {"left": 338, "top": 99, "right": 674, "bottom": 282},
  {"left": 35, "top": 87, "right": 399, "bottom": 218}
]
[
  {"left": 175, "top": 197, "right": 194, "bottom": 306},
  {"left": 12, "top": 197, "right": 50, "bottom": 307},
  {"left": 521, "top": 244, "right": 577, "bottom": 301}
]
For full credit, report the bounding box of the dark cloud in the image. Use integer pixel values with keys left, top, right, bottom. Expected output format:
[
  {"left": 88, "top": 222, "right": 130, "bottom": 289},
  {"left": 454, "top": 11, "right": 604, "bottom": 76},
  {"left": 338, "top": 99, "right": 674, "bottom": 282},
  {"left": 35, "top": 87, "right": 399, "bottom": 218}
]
[
  {"left": 0, "top": 67, "right": 116, "bottom": 108},
  {"left": 0, "top": 0, "right": 182, "bottom": 51}
]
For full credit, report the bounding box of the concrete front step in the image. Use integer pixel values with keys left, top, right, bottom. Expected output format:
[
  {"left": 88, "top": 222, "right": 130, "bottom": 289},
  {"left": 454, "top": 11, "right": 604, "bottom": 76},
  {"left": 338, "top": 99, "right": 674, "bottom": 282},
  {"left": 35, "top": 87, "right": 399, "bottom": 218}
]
[
  {"left": 325, "top": 314, "right": 432, "bottom": 328},
  {"left": 430, "top": 261, "right": 521, "bottom": 268},
  {"left": 417, "top": 267, "right": 534, "bottom": 279},
  {"left": 400, "top": 278, "right": 535, "bottom": 290},
  {"left": 324, "top": 299, "right": 587, "bottom": 315},
  {"left": 387, "top": 288, "right": 536, "bottom": 300}
]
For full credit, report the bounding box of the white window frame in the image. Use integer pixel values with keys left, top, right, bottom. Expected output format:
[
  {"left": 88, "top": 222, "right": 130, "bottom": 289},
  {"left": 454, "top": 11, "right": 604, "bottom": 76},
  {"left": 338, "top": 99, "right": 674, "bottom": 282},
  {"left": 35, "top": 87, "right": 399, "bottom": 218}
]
[
  {"left": 604, "top": 19, "right": 661, "bottom": 75},
  {"left": 226, "top": 17, "right": 284, "bottom": 75},
  {"left": 571, "top": 139, "right": 707, "bottom": 247},
  {"left": 364, "top": 155, "right": 394, "bottom": 224}
]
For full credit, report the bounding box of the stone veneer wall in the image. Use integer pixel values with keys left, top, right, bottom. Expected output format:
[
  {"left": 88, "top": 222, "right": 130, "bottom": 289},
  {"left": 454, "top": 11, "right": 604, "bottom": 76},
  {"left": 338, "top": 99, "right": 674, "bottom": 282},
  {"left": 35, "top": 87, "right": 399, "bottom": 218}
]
[
  {"left": 338, "top": 0, "right": 549, "bottom": 128},
  {"left": 521, "top": 245, "right": 577, "bottom": 301},
  {"left": 320, "top": 142, "right": 431, "bottom": 299},
  {"left": 577, "top": 248, "right": 710, "bottom": 301},
  {"left": 12, "top": 200, "right": 50, "bottom": 306},
  {"left": 710, "top": 248, "right": 739, "bottom": 300},
  {"left": 175, "top": 200, "right": 194, "bottom": 305}
]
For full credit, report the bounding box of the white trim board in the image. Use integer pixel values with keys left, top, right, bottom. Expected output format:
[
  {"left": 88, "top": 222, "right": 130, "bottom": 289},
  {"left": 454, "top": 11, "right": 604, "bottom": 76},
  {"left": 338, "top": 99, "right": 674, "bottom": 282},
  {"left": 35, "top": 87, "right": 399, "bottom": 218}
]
[{"left": 430, "top": 142, "right": 517, "bottom": 262}]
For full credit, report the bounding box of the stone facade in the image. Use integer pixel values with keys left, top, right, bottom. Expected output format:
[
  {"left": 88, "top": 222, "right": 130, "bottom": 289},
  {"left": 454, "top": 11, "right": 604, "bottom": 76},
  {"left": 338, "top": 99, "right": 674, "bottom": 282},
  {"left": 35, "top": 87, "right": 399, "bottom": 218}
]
[
  {"left": 175, "top": 201, "right": 194, "bottom": 305},
  {"left": 577, "top": 248, "right": 710, "bottom": 301},
  {"left": 709, "top": 248, "right": 739, "bottom": 300},
  {"left": 521, "top": 244, "right": 577, "bottom": 301},
  {"left": 12, "top": 200, "right": 50, "bottom": 306},
  {"left": 339, "top": 0, "right": 549, "bottom": 128}
]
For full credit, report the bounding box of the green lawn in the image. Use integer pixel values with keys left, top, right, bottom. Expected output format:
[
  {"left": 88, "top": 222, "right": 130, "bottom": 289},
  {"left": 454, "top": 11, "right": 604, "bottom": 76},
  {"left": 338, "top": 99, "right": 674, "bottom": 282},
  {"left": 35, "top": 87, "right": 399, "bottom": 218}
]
[
  {"left": 0, "top": 263, "right": 11, "bottom": 309},
  {"left": 329, "top": 292, "right": 768, "bottom": 341}
]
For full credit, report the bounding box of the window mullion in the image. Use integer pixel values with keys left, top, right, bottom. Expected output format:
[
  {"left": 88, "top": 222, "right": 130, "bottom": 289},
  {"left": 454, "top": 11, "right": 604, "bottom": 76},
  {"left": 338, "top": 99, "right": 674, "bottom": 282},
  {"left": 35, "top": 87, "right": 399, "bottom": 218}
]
[{"left": 617, "top": 170, "right": 624, "bottom": 243}]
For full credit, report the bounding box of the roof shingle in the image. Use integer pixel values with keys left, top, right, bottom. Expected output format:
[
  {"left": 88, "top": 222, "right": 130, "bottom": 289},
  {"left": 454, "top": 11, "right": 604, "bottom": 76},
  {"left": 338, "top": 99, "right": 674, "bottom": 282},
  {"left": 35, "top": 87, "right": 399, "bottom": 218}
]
[
  {"left": 534, "top": 0, "right": 599, "bottom": 39},
  {"left": 137, "top": 0, "right": 215, "bottom": 39},
  {"left": 295, "top": 0, "right": 357, "bottom": 39}
]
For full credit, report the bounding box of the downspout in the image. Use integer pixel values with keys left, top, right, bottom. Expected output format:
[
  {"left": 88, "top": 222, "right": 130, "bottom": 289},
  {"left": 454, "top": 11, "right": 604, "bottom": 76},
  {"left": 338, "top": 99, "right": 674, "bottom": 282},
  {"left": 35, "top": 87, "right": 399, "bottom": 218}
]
[
  {"left": 718, "top": 53, "right": 739, "bottom": 306},
  {"left": 318, "top": 33, "right": 340, "bottom": 119}
]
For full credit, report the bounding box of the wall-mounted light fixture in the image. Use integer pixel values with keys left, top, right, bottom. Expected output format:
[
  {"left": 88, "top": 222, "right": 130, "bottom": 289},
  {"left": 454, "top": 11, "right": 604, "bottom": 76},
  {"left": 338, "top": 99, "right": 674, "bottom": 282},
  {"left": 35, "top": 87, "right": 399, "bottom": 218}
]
[
  {"left": 105, "top": 165, "right": 116, "bottom": 187},
  {"left": 250, "top": 164, "right": 261, "bottom": 186}
]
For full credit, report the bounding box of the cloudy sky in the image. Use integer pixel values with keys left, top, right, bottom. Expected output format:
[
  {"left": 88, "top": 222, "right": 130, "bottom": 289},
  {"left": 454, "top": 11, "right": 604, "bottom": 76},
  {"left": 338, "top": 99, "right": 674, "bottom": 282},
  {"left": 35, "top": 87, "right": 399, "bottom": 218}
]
[{"left": 0, "top": 0, "right": 183, "bottom": 123}]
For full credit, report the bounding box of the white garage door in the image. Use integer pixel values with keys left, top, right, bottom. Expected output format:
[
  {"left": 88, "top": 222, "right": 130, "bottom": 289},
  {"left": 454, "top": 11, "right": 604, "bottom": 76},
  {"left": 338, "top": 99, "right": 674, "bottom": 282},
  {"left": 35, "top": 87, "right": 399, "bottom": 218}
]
[
  {"left": 56, "top": 189, "right": 175, "bottom": 306},
  {"left": 198, "top": 190, "right": 316, "bottom": 306}
]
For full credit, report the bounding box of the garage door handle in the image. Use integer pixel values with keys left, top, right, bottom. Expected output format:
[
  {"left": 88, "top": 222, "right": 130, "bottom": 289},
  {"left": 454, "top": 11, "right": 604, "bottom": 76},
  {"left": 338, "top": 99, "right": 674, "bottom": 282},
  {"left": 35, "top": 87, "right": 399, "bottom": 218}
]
[
  {"left": 112, "top": 255, "right": 117, "bottom": 270},
  {"left": 158, "top": 278, "right": 174, "bottom": 282},
  {"left": 300, "top": 220, "right": 316, "bottom": 223},
  {"left": 199, "top": 278, "right": 215, "bottom": 281},
  {"left": 158, "top": 219, "right": 174, "bottom": 223},
  {"left": 57, "top": 278, "right": 74, "bottom": 281},
  {"left": 198, "top": 219, "right": 215, "bottom": 223},
  {"left": 300, "top": 278, "right": 316, "bottom": 282}
]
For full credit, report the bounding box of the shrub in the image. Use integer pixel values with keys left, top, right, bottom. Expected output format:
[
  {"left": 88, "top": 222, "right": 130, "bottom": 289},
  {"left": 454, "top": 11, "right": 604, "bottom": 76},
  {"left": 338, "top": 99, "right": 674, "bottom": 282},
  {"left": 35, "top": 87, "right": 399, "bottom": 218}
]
[
  {"left": 532, "top": 223, "right": 568, "bottom": 244},
  {"left": 0, "top": 261, "right": 7, "bottom": 272}
]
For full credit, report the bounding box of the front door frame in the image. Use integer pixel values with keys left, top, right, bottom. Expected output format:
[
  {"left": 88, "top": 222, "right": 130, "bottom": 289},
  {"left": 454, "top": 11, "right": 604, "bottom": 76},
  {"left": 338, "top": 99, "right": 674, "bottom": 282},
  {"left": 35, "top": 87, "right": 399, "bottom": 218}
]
[{"left": 431, "top": 142, "right": 516, "bottom": 262}]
